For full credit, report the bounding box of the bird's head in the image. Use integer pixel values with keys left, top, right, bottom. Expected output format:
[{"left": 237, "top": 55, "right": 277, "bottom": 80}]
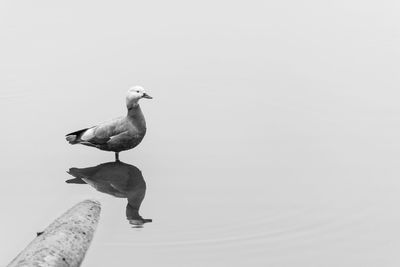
[{"left": 126, "top": 86, "right": 152, "bottom": 109}]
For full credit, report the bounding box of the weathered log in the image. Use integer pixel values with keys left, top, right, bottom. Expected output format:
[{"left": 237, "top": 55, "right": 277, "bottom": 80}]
[{"left": 7, "top": 199, "right": 101, "bottom": 267}]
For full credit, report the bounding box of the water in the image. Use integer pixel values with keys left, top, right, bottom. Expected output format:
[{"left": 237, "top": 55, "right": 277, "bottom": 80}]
[
  {"left": 1, "top": 1, "right": 400, "bottom": 266},
  {"left": 66, "top": 161, "right": 152, "bottom": 227}
]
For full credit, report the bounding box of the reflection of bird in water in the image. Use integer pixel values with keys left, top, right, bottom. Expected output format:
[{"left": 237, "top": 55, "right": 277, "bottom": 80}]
[
  {"left": 66, "top": 161, "right": 152, "bottom": 227},
  {"left": 65, "top": 86, "right": 152, "bottom": 162}
]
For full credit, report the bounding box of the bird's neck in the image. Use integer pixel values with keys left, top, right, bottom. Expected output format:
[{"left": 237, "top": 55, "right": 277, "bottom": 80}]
[{"left": 127, "top": 104, "right": 146, "bottom": 130}]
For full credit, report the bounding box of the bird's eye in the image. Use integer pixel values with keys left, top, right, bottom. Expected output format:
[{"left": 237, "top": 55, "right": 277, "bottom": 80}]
[{"left": 136, "top": 90, "right": 140, "bottom": 93}]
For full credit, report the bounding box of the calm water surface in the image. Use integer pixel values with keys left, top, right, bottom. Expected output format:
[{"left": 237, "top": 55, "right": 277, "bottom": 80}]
[{"left": 1, "top": 1, "right": 400, "bottom": 266}]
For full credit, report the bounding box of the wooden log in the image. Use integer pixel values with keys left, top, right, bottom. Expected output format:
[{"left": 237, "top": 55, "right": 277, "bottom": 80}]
[{"left": 7, "top": 199, "right": 101, "bottom": 267}]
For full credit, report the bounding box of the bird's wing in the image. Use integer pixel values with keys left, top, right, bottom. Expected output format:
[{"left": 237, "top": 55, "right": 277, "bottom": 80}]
[{"left": 80, "top": 117, "right": 128, "bottom": 146}]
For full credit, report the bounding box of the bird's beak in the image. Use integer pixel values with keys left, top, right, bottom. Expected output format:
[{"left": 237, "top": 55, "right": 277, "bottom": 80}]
[{"left": 142, "top": 93, "right": 153, "bottom": 99}]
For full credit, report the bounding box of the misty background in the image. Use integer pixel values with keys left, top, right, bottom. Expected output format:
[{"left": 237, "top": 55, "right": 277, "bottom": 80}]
[{"left": 1, "top": 1, "right": 400, "bottom": 266}]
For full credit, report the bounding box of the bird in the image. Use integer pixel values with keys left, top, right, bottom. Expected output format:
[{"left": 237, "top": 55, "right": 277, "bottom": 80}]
[{"left": 66, "top": 86, "right": 152, "bottom": 161}]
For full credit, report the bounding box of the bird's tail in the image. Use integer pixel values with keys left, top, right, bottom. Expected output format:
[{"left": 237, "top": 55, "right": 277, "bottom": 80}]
[
  {"left": 66, "top": 167, "right": 91, "bottom": 184},
  {"left": 65, "top": 177, "right": 87, "bottom": 184},
  {"left": 65, "top": 128, "right": 89, "bottom": 144}
]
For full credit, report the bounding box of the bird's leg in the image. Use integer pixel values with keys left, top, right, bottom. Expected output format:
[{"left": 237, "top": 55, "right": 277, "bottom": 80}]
[{"left": 115, "top": 152, "right": 120, "bottom": 162}]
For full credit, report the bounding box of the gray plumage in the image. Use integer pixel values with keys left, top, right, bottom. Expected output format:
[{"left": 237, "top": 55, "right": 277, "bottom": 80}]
[{"left": 66, "top": 86, "right": 152, "bottom": 160}]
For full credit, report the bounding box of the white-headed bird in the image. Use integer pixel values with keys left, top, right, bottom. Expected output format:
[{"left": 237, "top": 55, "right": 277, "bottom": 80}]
[{"left": 66, "top": 86, "right": 152, "bottom": 161}]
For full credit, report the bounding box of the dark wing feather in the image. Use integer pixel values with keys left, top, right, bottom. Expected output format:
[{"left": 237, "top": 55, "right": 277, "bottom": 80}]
[{"left": 65, "top": 127, "right": 92, "bottom": 144}]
